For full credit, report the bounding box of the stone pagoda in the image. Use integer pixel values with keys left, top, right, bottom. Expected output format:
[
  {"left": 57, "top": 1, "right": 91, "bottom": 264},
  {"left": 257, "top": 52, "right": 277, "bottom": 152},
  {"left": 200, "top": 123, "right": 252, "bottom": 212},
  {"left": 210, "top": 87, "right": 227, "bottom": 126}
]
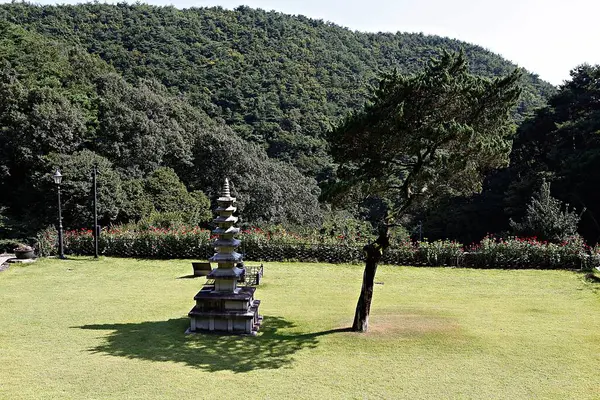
[{"left": 187, "top": 178, "right": 262, "bottom": 335}]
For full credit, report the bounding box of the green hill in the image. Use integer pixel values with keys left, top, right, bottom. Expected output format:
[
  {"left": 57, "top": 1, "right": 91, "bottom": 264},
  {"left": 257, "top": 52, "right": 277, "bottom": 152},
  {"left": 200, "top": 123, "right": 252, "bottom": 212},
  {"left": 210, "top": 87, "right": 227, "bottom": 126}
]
[
  {"left": 1, "top": 3, "right": 564, "bottom": 239},
  {"left": 0, "top": 21, "right": 322, "bottom": 235},
  {"left": 0, "top": 3, "right": 554, "bottom": 178}
]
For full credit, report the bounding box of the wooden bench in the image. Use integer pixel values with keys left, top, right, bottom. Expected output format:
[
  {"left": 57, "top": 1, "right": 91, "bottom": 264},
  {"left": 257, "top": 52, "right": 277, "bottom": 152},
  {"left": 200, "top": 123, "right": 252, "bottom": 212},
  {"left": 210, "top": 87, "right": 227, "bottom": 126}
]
[
  {"left": 240, "top": 263, "right": 264, "bottom": 286},
  {"left": 192, "top": 262, "right": 212, "bottom": 277},
  {"left": 192, "top": 262, "right": 264, "bottom": 285}
]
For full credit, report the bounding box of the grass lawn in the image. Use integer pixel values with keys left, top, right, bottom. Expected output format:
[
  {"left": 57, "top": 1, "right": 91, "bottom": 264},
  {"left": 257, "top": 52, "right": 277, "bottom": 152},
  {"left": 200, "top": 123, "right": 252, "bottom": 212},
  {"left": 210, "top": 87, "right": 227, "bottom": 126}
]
[{"left": 1, "top": 257, "right": 599, "bottom": 399}]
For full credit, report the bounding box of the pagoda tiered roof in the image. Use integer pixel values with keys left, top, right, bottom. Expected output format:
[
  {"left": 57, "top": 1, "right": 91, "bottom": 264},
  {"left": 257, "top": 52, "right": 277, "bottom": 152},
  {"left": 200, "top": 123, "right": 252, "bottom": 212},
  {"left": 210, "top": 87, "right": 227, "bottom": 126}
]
[
  {"left": 212, "top": 226, "right": 240, "bottom": 235},
  {"left": 213, "top": 238, "right": 241, "bottom": 247},
  {"left": 213, "top": 215, "right": 238, "bottom": 224},
  {"left": 216, "top": 205, "right": 236, "bottom": 212},
  {"left": 209, "top": 252, "right": 243, "bottom": 263}
]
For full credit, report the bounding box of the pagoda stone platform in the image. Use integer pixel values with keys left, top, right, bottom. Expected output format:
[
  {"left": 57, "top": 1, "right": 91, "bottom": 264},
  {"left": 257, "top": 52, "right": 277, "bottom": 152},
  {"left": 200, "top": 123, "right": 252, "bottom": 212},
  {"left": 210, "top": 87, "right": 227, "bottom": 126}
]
[
  {"left": 187, "top": 178, "right": 262, "bottom": 335},
  {"left": 188, "top": 286, "right": 262, "bottom": 334}
]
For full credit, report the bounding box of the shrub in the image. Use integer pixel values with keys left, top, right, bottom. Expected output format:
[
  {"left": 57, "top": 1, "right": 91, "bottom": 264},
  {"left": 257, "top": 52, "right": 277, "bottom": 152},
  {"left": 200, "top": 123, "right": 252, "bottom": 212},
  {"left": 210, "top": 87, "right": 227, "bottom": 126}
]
[
  {"left": 0, "top": 239, "right": 21, "bottom": 254},
  {"left": 465, "top": 235, "right": 591, "bottom": 269},
  {"left": 137, "top": 211, "right": 188, "bottom": 230},
  {"left": 382, "top": 240, "right": 416, "bottom": 264},
  {"left": 416, "top": 240, "right": 463, "bottom": 266},
  {"left": 65, "top": 225, "right": 212, "bottom": 259},
  {"left": 510, "top": 181, "right": 583, "bottom": 243},
  {"left": 39, "top": 223, "right": 600, "bottom": 271},
  {"left": 35, "top": 226, "right": 58, "bottom": 257}
]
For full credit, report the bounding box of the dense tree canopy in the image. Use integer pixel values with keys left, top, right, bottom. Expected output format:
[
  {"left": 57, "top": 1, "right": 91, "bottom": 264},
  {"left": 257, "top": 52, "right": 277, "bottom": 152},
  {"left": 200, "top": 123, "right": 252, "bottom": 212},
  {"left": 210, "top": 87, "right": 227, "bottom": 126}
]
[
  {"left": 180, "top": 127, "right": 322, "bottom": 226},
  {"left": 0, "top": 21, "right": 321, "bottom": 235},
  {"left": 418, "top": 64, "right": 600, "bottom": 244},
  {"left": 3, "top": 3, "right": 550, "bottom": 238},
  {"left": 506, "top": 64, "right": 600, "bottom": 242},
  {"left": 12, "top": 3, "right": 600, "bottom": 249},
  {"left": 0, "top": 2, "right": 553, "bottom": 178}
]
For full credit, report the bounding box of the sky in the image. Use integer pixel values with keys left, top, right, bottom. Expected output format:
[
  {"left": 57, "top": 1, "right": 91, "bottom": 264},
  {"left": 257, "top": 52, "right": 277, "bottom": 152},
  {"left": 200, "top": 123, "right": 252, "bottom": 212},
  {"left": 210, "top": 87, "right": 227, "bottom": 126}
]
[{"left": 7, "top": 0, "right": 600, "bottom": 85}]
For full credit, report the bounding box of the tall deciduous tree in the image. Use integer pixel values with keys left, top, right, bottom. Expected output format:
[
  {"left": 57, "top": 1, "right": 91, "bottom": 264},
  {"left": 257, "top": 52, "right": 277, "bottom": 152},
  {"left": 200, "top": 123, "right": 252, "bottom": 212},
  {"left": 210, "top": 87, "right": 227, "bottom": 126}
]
[
  {"left": 327, "top": 52, "right": 522, "bottom": 332},
  {"left": 144, "top": 167, "right": 212, "bottom": 226}
]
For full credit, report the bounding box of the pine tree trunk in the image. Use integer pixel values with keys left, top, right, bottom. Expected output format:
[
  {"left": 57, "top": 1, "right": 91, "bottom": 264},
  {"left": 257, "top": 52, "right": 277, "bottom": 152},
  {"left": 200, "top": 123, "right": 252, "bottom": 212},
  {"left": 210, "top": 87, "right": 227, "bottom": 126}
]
[{"left": 352, "top": 228, "right": 390, "bottom": 332}]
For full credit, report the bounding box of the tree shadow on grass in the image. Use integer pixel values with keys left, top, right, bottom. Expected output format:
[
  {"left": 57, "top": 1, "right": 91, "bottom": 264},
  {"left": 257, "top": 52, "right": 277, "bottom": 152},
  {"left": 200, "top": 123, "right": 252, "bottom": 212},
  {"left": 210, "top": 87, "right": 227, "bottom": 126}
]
[{"left": 79, "top": 316, "right": 350, "bottom": 373}]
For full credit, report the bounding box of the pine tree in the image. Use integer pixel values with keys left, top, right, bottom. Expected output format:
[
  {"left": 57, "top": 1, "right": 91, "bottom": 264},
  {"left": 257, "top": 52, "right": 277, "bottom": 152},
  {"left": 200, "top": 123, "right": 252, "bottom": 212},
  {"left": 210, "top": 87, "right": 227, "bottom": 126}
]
[
  {"left": 327, "top": 51, "right": 522, "bottom": 332},
  {"left": 510, "top": 180, "right": 582, "bottom": 242}
]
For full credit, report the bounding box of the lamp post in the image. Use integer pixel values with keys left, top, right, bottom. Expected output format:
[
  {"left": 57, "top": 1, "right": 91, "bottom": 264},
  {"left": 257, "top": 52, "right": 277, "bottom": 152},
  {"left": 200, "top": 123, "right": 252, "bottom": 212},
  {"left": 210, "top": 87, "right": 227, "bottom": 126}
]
[
  {"left": 53, "top": 169, "right": 65, "bottom": 259},
  {"left": 92, "top": 164, "right": 99, "bottom": 258}
]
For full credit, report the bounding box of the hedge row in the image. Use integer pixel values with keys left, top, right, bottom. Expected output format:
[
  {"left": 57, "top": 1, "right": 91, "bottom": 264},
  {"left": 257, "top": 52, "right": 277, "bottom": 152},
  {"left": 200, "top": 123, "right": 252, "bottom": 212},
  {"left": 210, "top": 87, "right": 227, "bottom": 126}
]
[{"left": 35, "top": 227, "right": 600, "bottom": 270}]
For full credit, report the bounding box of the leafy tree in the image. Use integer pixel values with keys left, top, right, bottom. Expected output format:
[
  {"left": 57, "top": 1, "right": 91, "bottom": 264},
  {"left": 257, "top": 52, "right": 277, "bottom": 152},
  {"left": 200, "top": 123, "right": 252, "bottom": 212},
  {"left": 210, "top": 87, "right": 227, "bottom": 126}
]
[
  {"left": 510, "top": 180, "right": 582, "bottom": 242},
  {"left": 416, "top": 168, "right": 512, "bottom": 244},
  {"left": 119, "top": 179, "right": 154, "bottom": 223},
  {"left": 180, "top": 126, "right": 322, "bottom": 226},
  {"left": 144, "top": 167, "right": 212, "bottom": 226},
  {"left": 0, "top": 207, "right": 10, "bottom": 239},
  {"left": 94, "top": 74, "right": 210, "bottom": 176},
  {"left": 327, "top": 52, "right": 521, "bottom": 331},
  {"left": 319, "top": 209, "right": 376, "bottom": 241}
]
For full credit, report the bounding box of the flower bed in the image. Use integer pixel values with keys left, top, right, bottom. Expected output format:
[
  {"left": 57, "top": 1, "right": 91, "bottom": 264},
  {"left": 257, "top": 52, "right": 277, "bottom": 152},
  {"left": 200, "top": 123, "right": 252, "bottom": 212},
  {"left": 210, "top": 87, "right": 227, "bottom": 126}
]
[
  {"left": 36, "top": 226, "right": 600, "bottom": 270},
  {"left": 463, "top": 235, "right": 593, "bottom": 269},
  {"left": 64, "top": 226, "right": 213, "bottom": 259}
]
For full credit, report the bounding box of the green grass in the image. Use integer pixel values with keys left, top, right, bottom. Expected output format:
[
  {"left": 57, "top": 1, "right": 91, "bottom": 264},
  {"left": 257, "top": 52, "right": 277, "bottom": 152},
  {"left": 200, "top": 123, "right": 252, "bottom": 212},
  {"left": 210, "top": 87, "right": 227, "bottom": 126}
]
[{"left": 1, "top": 257, "right": 599, "bottom": 399}]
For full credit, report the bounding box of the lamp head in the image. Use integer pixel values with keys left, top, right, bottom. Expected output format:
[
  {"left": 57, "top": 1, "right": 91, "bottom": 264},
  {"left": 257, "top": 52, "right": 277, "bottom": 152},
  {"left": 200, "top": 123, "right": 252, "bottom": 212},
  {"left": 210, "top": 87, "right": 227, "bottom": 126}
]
[{"left": 53, "top": 169, "right": 63, "bottom": 185}]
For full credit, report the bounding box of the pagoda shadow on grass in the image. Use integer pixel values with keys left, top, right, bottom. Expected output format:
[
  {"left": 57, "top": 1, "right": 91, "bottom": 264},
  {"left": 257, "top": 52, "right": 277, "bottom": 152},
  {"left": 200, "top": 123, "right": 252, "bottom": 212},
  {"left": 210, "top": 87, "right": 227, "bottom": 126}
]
[{"left": 187, "top": 178, "right": 262, "bottom": 335}]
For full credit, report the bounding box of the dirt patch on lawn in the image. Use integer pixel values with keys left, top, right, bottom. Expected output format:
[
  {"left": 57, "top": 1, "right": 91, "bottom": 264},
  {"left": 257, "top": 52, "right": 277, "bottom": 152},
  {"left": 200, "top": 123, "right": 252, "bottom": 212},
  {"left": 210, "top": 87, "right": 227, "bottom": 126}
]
[{"left": 367, "top": 310, "right": 461, "bottom": 337}]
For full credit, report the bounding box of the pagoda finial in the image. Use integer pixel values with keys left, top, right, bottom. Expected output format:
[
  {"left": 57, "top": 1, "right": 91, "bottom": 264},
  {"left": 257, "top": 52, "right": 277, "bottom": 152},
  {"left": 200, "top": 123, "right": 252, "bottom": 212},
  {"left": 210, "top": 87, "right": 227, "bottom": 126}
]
[{"left": 222, "top": 178, "right": 230, "bottom": 197}]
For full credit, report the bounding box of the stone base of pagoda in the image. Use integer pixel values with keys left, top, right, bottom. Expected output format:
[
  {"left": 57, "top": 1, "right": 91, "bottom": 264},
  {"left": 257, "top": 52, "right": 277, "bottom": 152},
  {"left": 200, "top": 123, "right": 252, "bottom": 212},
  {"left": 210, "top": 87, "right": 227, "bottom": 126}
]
[
  {"left": 187, "top": 286, "right": 262, "bottom": 335},
  {"left": 187, "top": 300, "right": 262, "bottom": 335}
]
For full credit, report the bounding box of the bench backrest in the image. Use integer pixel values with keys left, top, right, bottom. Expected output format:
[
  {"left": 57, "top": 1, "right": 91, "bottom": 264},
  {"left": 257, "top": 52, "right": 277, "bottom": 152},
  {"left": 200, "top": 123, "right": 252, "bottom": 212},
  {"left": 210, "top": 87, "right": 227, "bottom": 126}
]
[{"left": 192, "top": 262, "right": 212, "bottom": 276}]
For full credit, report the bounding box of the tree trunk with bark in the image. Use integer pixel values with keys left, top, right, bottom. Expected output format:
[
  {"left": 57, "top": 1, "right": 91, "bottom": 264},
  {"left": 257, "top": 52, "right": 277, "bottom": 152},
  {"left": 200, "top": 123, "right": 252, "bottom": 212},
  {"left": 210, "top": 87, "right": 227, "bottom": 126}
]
[{"left": 352, "top": 227, "right": 390, "bottom": 332}]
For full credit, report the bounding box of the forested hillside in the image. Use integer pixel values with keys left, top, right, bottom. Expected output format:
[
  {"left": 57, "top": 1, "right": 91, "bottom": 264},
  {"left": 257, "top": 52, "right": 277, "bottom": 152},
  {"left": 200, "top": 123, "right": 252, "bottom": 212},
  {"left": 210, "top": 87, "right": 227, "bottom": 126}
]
[
  {"left": 1, "top": 3, "right": 567, "bottom": 242},
  {"left": 0, "top": 21, "right": 321, "bottom": 236},
  {"left": 0, "top": 3, "right": 554, "bottom": 177}
]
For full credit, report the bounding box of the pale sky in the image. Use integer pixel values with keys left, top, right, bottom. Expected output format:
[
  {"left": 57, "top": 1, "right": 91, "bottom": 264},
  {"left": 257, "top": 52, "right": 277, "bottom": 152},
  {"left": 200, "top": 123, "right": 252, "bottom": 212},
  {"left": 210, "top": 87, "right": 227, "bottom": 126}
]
[{"left": 7, "top": 0, "right": 600, "bottom": 85}]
